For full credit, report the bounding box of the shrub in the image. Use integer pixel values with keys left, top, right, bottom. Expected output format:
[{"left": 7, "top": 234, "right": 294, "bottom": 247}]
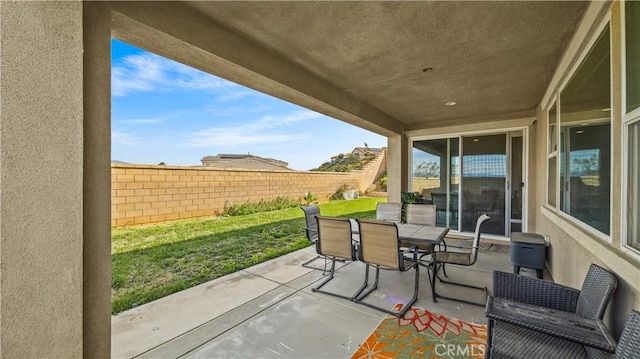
[
  {"left": 222, "top": 196, "right": 301, "bottom": 216},
  {"left": 303, "top": 192, "right": 318, "bottom": 205},
  {"left": 330, "top": 184, "right": 352, "bottom": 200},
  {"left": 379, "top": 171, "right": 388, "bottom": 190}
]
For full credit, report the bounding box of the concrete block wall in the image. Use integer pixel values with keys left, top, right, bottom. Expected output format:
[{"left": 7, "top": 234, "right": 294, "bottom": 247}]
[
  {"left": 112, "top": 149, "right": 387, "bottom": 227},
  {"left": 112, "top": 159, "right": 383, "bottom": 226}
]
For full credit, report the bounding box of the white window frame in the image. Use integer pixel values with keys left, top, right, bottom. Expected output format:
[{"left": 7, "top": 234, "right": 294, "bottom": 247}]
[
  {"left": 546, "top": 98, "right": 560, "bottom": 208},
  {"left": 621, "top": 1, "right": 640, "bottom": 257},
  {"left": 543, "top": 15, "right": 613, "bottom": 241}
]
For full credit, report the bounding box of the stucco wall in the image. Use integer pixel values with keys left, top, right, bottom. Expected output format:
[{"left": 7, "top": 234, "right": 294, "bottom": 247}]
[
  {"left": 111, "top": 149, "right": 386, "bottom": 226},
  {"left": 0, "top": 3, "right": 84, "bottom": 357}
]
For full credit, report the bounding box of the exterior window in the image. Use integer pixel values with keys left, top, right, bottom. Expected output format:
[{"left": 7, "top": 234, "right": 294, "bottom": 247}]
[
  {"left": 627, "top": 121, "right": 640, "bottom": 252},
  {"left": 547, "top": 103, "right": 558, "bottom": 207},
  {"left": 627, "top": 0, "right": 640, "bottom": 114},
  {"left": 559, "top": 24, "right": 611, "bottom": 235}
]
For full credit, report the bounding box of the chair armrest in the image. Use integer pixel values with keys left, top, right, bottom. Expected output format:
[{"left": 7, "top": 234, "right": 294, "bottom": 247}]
[
  {"left": 438, "top": 239, "right": 447, "bottom": 251},
  {"left": 434, "top": 243, "right": 466, "bottom": 251},
  {"left": 493, "top": 271, "right": 579, "bottom": 313},
  {"left": 401, "top": 245, "right": 419, "bottom": 256}
]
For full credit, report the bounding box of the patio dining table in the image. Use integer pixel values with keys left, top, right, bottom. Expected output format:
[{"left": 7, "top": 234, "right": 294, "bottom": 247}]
[
  {"left": 396, "top": 223, "right": 450, "bottom": 245},
  {"left": 349, "top": 220, "right": 449, "bottom": 246}
]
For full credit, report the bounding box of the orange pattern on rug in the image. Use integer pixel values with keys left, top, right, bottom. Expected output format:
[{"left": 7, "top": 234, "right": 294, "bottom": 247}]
[{"left": 351, "top": 306, "right": 487, "bottom": 359}]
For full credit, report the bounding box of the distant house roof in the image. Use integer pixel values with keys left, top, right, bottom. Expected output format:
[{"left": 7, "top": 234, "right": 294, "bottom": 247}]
[
  {"left": 351, "top": 147, "right": 382, "bottom": 155},
  {"left": 200, "top": 154, "right": 292, "bottom": 171}
]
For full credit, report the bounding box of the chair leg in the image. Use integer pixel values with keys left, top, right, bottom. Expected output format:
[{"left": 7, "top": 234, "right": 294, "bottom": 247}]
[
  {"left": 417, "top": 255, "right": 433, "bottom": 289},
  {"left": 486, "top": 318, "right": 495, "bottom": 351},
  {"left": 302, "top": 254, "right": 346, "bottom": 275},
  {"left": 311, "top": 259, "right": 337, "bottom": 292},
  {"left": 431, "top": 261, "right": 487, "bottom": 306},
  {"left": 352, "top": 265, "right": 370, "bottom": 300},
  {"left": 437, "top": 271, "right": 487, "bottom": 291},
  {"left": 355, "top": 267, "right": 380, "bottom": 302},
  {"left": 355, "top": 265, "right": 419, "bottom": 318},
  {"left": 312, "top": 259, "right": 362, "bottom": 300},
  {"left": 301, "top": 255, "right": 325, "bottom": 271}
]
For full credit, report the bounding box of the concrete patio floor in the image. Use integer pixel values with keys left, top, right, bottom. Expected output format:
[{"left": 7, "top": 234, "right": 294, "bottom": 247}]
[{"left": 112, "top": 242, "right": 547, "bottom": 358}]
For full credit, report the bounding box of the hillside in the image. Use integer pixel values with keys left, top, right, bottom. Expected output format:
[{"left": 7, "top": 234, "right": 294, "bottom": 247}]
[{"left": 312, "top": 147, "right": 378, "bottom": 172}]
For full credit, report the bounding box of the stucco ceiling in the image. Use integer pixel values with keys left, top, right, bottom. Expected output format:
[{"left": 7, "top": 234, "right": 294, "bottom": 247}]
[{"left": 185, "top": 1, "right": 588, "bottom": 129}]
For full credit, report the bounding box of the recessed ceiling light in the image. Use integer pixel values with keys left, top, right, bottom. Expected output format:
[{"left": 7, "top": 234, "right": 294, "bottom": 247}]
[
  {"left": 602, "top": 108, "right": 611, "bottom": 112},
  {"left": 473, "top": 138, "right": 480, "bottom": 142},
  {"left": 445, "top": 101, "right": 457, "bottom": 106},
  {"left": 576, "top": 130, "right": 584, "bottom": 134}
]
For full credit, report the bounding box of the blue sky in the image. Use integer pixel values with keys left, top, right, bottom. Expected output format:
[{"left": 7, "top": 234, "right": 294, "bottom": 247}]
[{"left": 111, "top": 40, "right": 386, "bottom": 171}]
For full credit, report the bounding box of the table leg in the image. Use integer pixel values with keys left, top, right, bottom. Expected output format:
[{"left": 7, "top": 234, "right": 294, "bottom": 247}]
[{"left": 431, "top": 259, "right": 438, "bottom": 302}]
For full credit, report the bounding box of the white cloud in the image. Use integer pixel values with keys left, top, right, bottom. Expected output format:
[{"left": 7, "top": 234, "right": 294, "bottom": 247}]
[
  {"left": 112, "top": 131, "right": 139, "bottom": 146},
  {"left": 190, "top": 131, "right": 309, "bottom": 148},
  {"left": 118, "top": 117, "right": 164, "bottom": 125},
  {"left": 188, "top": 110, "right": 321, "bottom": 148},
  {"left": 112, "top": 53, "right": 234, "bottom": 97},
  {"left": 217, "top": 89, "right": 256, "bottom": 102}
]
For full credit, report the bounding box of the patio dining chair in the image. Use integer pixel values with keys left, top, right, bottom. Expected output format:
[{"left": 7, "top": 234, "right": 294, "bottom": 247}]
[
  {"left": 311, "top": 216, "right": 367, "bottom": 300},
  {"left": 402, "top": 204, "right": 442, "bottom": 268},
  {"left": 300, "top": 205, "right": 327, "bottom": 271},
  {"left": 430, "top": 213, "right": 491, "bottom": 306},
  {"left": 354, "top": 218, "right": 419, "bottom": 318},
  {"left": 375, "top": 202, "right": 402, "bottom": 223}
]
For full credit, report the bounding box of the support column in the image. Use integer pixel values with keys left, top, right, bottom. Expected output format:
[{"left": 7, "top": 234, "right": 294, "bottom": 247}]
[
  {"left": 0, "top": 2, "right": 84, "bottom": 357},
  {"left": 83, "top": 3, "right": 112, "bottom": 358},
  {"left": 387, "top": 135, "right": 404, "bottom": 203},
  {"left": 400, "top": 134, "right": 410, "bottom": 194}
]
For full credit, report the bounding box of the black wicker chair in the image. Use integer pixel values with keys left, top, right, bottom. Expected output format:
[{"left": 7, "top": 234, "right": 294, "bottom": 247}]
[
  {"left": 486, "top": 264, "right": 618, "bottom": 357},
  {"left": 488, "top": 310, "right": 639, "bottom": 359}
]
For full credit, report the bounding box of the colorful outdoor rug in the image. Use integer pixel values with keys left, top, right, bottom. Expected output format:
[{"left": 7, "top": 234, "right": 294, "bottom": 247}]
[{"left": 351, "top": 306, "right": 487, "bottom": 359}]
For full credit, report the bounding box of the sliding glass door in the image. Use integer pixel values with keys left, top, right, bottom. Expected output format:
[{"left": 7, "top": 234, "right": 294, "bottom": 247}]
[
  {"left": 411, "top": 138, "right": 459, "bottom": 230},
  {"left": 411, "top": 131, "right": 524, "bottom": 237},
  {"left": 460, "top": 134, "right": 507, "bottom": 235}
]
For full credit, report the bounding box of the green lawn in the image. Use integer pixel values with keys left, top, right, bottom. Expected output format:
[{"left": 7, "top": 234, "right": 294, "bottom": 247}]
[{"left": 111, "top": 197, "right": 386, "bottom": 314}]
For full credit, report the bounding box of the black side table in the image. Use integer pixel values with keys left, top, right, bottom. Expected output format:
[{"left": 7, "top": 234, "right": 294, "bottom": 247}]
[{"left": 510, "top": 232, "right": 547, "bottom": 279}]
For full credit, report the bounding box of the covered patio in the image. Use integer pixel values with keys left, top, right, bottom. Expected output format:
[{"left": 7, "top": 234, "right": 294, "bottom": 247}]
[
  {"left": 112, "top": 242, "right": 517, "bottom": 358},
  {"left": 0, "top": 1, "right": 639, "bottom": 357}
]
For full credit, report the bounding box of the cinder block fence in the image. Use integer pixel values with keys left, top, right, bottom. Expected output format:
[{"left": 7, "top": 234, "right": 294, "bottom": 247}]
[{"left": 111, "top": 149, "right": 386, "bottom": 226}]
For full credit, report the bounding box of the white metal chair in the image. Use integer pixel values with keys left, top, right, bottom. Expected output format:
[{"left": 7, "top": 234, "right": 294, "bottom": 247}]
[{"left": 430, "top": 213, "right": 491, "bottom": 306}]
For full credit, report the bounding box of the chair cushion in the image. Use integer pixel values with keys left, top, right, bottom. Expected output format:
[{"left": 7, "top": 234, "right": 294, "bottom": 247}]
[{"left": 434, "top": 251, "right": 473, "bottom": 265}]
